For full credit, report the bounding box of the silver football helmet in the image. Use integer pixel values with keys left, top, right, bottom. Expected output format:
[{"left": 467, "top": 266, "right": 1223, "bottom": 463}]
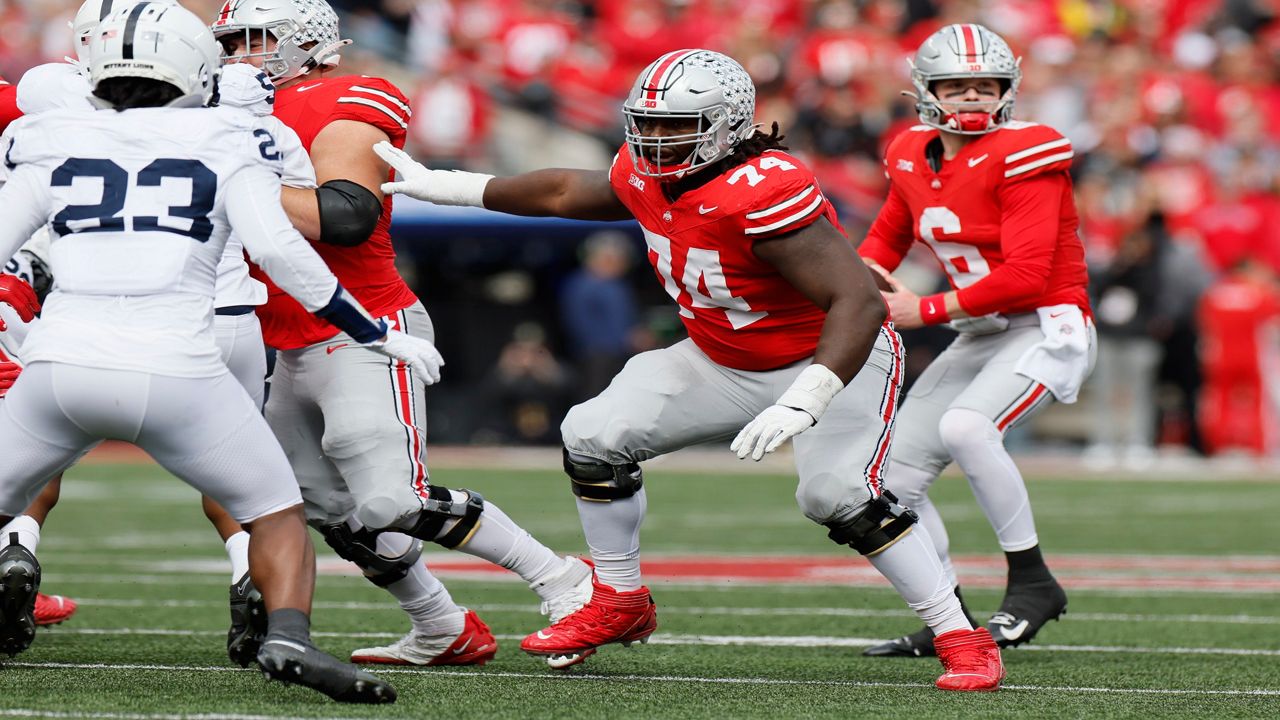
[
  {"left": 88, "top": 1, "right": 221, "bottom": 108},
  {"left": 622, "top": 49, "right": 758, "bottom": 180},
  {"left": 909, "top": 23, "right": 1021, "bottom": 135},
  {"left": 210, "top": 0, "right": 350, "bottom": 84}
]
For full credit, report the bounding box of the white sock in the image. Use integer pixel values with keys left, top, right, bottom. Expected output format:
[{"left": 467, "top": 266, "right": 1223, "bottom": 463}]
[
  {"left": 577, "top": 488, "right": 646, "bottom": 592},
  {"left": 885, "top": 464, "right": 957, "bottom": 586},
  {"left": 867, "top": 527, "right": 971, "bottom": 635},
  {"left": 374, "top": 531, "right": 463, "bottom": 637},
  {"left": 0, "top": 516, "right": 40, "bottom": 553},
  {"left": 435, "top": 491, "right": 564, "bottom": 585},
  {"left": 224, "top": 531, "right": 250, "bottom": 583},
  {"left": 939, "top": 408, "right": 1040, "bottom": 551}
]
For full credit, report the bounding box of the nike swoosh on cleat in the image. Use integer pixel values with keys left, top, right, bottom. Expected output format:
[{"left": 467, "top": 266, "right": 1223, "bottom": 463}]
[
  {"left": 452, "top": 638, "right": 472, "bottom": 655},
  {"left": 536, "top": 630, "right": 554, "bottom": 640},
  {"left": 996, "top": 620, "right": 1029, "bottom": 641}
]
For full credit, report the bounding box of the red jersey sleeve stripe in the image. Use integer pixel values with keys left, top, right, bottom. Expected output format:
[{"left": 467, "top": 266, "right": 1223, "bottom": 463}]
[
  {"left": 1004, "top": 151, "right": 1074, "bottom": 178},
  {"left": 1005, "top": 138, "right": 1070, "bottom": 163},
  {"left": 744, "top": 184, "right": 815, "bottom": 220},
  {"left": 336, "top": 97, "right": 409, "bottom": 129},
  {"left": 349, "top": 85, "right": 412, "bottom": 117},
  {"left": 743, "top": 194, "right": 824, "bottom": 235}
]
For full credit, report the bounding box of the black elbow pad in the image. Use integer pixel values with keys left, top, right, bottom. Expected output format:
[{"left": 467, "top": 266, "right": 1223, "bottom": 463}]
[{"left": 316, "top": 179, "right": 382, "bottom": 247}]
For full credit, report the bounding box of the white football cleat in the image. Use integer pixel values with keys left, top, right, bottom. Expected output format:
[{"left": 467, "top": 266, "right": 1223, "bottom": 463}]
[{"left": 350, "top": 608, "right": 496, "bottom": 666}]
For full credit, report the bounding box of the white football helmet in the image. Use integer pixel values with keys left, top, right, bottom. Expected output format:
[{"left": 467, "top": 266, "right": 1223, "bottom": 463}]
[
  {"left": 72, "top": 0, "right": 176, "bottom": 65},
  {"left": 909, "top": 23, "right": 1022, "bottom": 135},
  {"left": 88, "top": 1, "right": 221, "bottom": 108},
  {"left": 622, "top": 49, "right": 758, "bottom": 180},
  {"left": 210, "top": 0, "right": 350, "bottom": 84}
]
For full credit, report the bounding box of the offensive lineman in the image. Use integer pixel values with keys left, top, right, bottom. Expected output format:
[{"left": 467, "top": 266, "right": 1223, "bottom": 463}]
[
  {"left": 0, "top": 2, "right": 446, "bottom": 702},
  {"left": 376, "top": 48, "right": 1006, "bottom": 691},
  {"left": 858, "top": 24, "right": 1094, "bottom": 657},
  {"left": 209, "top": 0, "right": 593, "bottom": 666}
]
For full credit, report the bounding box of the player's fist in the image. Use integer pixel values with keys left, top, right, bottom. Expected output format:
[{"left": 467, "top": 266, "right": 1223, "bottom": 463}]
[
  {"left": 0, "top": 360, "right": 20, "bottom": 398},
  {"left": 0, "top": 274, "right": 40, "bottom": 331},
  {"left": 370, "top": 330, "right": 445, "bottom": 385},
  {"left": 731, "top": 404, "right": 816, "bottom": 461},
  {"left": 372, "top": 141, "right": 492, "bottom": 207}
]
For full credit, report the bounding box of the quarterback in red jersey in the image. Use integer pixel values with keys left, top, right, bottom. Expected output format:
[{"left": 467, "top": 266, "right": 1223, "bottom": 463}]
[
  {"left": 377, "top": 48, "right": 1005, "bottom": 691},
  {"left": 211, "top": 0, "right": 594, "bottom": 669},
  {"left": 858, "top": 24, "right": 1095, "bottom": 658}
]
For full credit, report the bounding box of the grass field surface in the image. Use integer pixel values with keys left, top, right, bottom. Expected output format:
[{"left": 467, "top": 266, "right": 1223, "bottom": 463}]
[{"left": 4, "top": 456, "right": 1279, "bottom": 719}]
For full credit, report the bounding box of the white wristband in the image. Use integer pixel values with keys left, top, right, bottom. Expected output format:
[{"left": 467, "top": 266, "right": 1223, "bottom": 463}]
[
  {"left": 776, "top": 364, "right": 845, "bottom": 423},
  {"left": 425, "top": 169, "right": 494, "bottom": 207}
]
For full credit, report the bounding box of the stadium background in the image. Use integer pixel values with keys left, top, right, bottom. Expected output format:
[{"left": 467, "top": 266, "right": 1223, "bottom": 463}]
[{"left": 3, "top": 0, "right": 1280, "bottom": 460}]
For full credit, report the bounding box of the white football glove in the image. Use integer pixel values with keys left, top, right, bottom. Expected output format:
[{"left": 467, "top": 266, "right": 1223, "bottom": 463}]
[
  {"left": 369, "top": 330, "right": 445, "bottom": 385},
  {"left": 372, "top": 141, "right": 493, "bottom": 207},
  {"left": 731, "top": 364, "right": 845, "bottom": 461}
]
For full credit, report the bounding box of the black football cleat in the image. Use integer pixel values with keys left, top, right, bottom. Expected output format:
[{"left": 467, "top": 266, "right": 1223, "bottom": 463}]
[
  {"left": 226, "top": 571, "right": 268, "bottom": 668},
  {"left": 987, "top": 578, "right": 1068, "bottom": 648},
  {"left": 0, "top": 536, "right": 40, "bottom": 657},
  {"left": 862, "top": 625, "right": 936, "bottom": 657},
  {"left": 257, "top": 637, "right": 397, "bottom": 704}
]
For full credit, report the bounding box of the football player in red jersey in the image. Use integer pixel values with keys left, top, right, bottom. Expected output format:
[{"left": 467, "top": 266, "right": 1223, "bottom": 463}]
[
  {"left": 209, "top": 0, "right": 594, "bottom": 668},
  {"left": 376, "top": 48, "right": 1005, "bottom": 691},
  {"left": 857, "top": 24, "right": 1095, "bottom": 658}
]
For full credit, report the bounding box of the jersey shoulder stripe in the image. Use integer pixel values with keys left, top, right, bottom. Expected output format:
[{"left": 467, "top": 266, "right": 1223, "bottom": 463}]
[
  {"left": 347, "top": 85, "right": 412, "bottom": 118},
  {"left": 335, "top": 97, "right": 409, "bottom": 129},
  {"left": 1005, "top": 137, "right": 1071, "bottom": 164},
  {"left": 743, "top": 190, "right": 825, "bottom": 236},
  {"left": 745, "top": 184, "right": 816, "bottom": 221},
  {"left": 1005, "top": 151, "right": 1074, "bottom": 178}
]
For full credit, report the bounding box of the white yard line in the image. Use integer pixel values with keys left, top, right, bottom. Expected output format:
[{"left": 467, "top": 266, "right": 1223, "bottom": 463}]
[
  {"left": 5, "top": 661, "right": 1279, "bottom": 698},
  {"left": 76, "top": 597, "right": 1280, "bottom": 625},
  {"left": 40, "top": 627, "right": 1280, "bottom": 657}
]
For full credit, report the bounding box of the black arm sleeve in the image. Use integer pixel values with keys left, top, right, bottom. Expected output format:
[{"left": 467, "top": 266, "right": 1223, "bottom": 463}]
[{"left": 316, "top": 179, "right": 383, "bottom": 247}]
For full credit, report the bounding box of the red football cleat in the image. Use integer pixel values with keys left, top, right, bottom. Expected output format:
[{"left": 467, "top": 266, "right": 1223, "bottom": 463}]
[
  {"left": 520, "top": 575, "right": 657, "bottom": 669},
  {"left": 934, "top": 627, "right": 1005, "bottom": 691},
  {"left": 351, "top": 609, "right": 496, "bottom": 666},
  {"left": 33, "top": 593, "right": 77, "bottom": 627}
]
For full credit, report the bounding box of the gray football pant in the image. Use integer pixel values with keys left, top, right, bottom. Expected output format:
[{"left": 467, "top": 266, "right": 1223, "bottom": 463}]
[
  {"left": 561, "top": 329, "right": 905, "bottom": 526},
  {"left": 0, "top": 362, "right": 302, "bottom": 523},
  {"left": 266, "top": 302, "right": 437, "bottom": 528}
]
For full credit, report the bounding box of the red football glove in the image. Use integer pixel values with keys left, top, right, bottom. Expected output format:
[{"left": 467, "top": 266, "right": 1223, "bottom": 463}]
[
  {"left": 0, "top": 274, "right": 40, "bottom": 331},
  {"left": 0, "top": 360, "right": 20, "bottom": 398}
]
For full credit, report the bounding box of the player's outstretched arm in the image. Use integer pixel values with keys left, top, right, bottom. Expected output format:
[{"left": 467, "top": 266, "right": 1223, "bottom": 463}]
[
  {"left": 373, "top": 141, "right": 632, "bottom": 221},
  {"left": 731, "top": 217, "right": 887, "bottom": 461}
]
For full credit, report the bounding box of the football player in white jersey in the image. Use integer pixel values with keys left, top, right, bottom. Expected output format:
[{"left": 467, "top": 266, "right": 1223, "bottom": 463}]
[{"left": 0, "top": 2, "right": 454, "bottom": 702}]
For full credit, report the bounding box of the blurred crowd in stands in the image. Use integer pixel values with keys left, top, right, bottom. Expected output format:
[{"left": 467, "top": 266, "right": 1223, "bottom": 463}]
[{"left": 3, "top": 0, "right": 1280, "bottom": 460}]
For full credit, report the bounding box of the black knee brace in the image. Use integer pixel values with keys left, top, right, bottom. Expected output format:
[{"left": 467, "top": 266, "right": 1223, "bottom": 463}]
[
  {"left": 563, "top": 448, "right": 643, "bottom": 502},
  {"left": 400, "top": 485, "right": 485, "bottom": 549},
  {"left": 824, "top": 490, "right": 919, "bottom": 556},
  {"left": 317, "top": 523, "right": 423, "bottom": 587}
]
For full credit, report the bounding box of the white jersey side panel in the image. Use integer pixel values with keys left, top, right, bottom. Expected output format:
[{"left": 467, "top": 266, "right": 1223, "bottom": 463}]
[
  {"left": 0, "top": 106, "right": 333, "bottom": 377},
  {"left": 213, "top": 113, "right": 315, "bottom": 309}
]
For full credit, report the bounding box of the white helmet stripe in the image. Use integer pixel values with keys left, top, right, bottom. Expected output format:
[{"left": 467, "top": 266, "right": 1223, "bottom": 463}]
[{"left": 644, "top": 49, "right": 699, "bottom": 101}]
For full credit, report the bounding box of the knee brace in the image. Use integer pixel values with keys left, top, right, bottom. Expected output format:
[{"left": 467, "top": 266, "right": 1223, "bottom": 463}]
[
  {"left": 563, "top": 448, "right": 643, "bottom": 502},
  {"left": 823, "top": 490, "right": 918, "bottom": 557},
  {"left": 317, "top": 522, "right": 423, "bottom": 587},
  {"left": 400, "top": 485, "right": 485, "bottom": 549}
]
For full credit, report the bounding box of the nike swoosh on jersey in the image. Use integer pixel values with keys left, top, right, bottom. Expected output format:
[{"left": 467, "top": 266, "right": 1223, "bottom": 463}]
[
  {"left": 294, "top": 84, "right": 323, "bottom": 93},
  {"left": 698, "top": 205, "right": 718, "bottom": 214},
  {"left": 1049, "top": 311, "right": 1067, "bottom": 318},
  {"left": 325, "top": 343, "right": 350, "bottom": 355},
  {"left": 996, "top": 619, "right": 1030, "bottom": 641},
  {"left": 968, "top": 154, "right": 989, "bottom": 167}
]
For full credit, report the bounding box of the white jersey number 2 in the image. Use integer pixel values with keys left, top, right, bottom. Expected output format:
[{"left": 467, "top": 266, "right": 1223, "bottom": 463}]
[
  {"left": 918, "top": 205, "right": 990, "bottom": 289},
  {"left": 642, "top": 226, "right": 766, "bottom": 330}
]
